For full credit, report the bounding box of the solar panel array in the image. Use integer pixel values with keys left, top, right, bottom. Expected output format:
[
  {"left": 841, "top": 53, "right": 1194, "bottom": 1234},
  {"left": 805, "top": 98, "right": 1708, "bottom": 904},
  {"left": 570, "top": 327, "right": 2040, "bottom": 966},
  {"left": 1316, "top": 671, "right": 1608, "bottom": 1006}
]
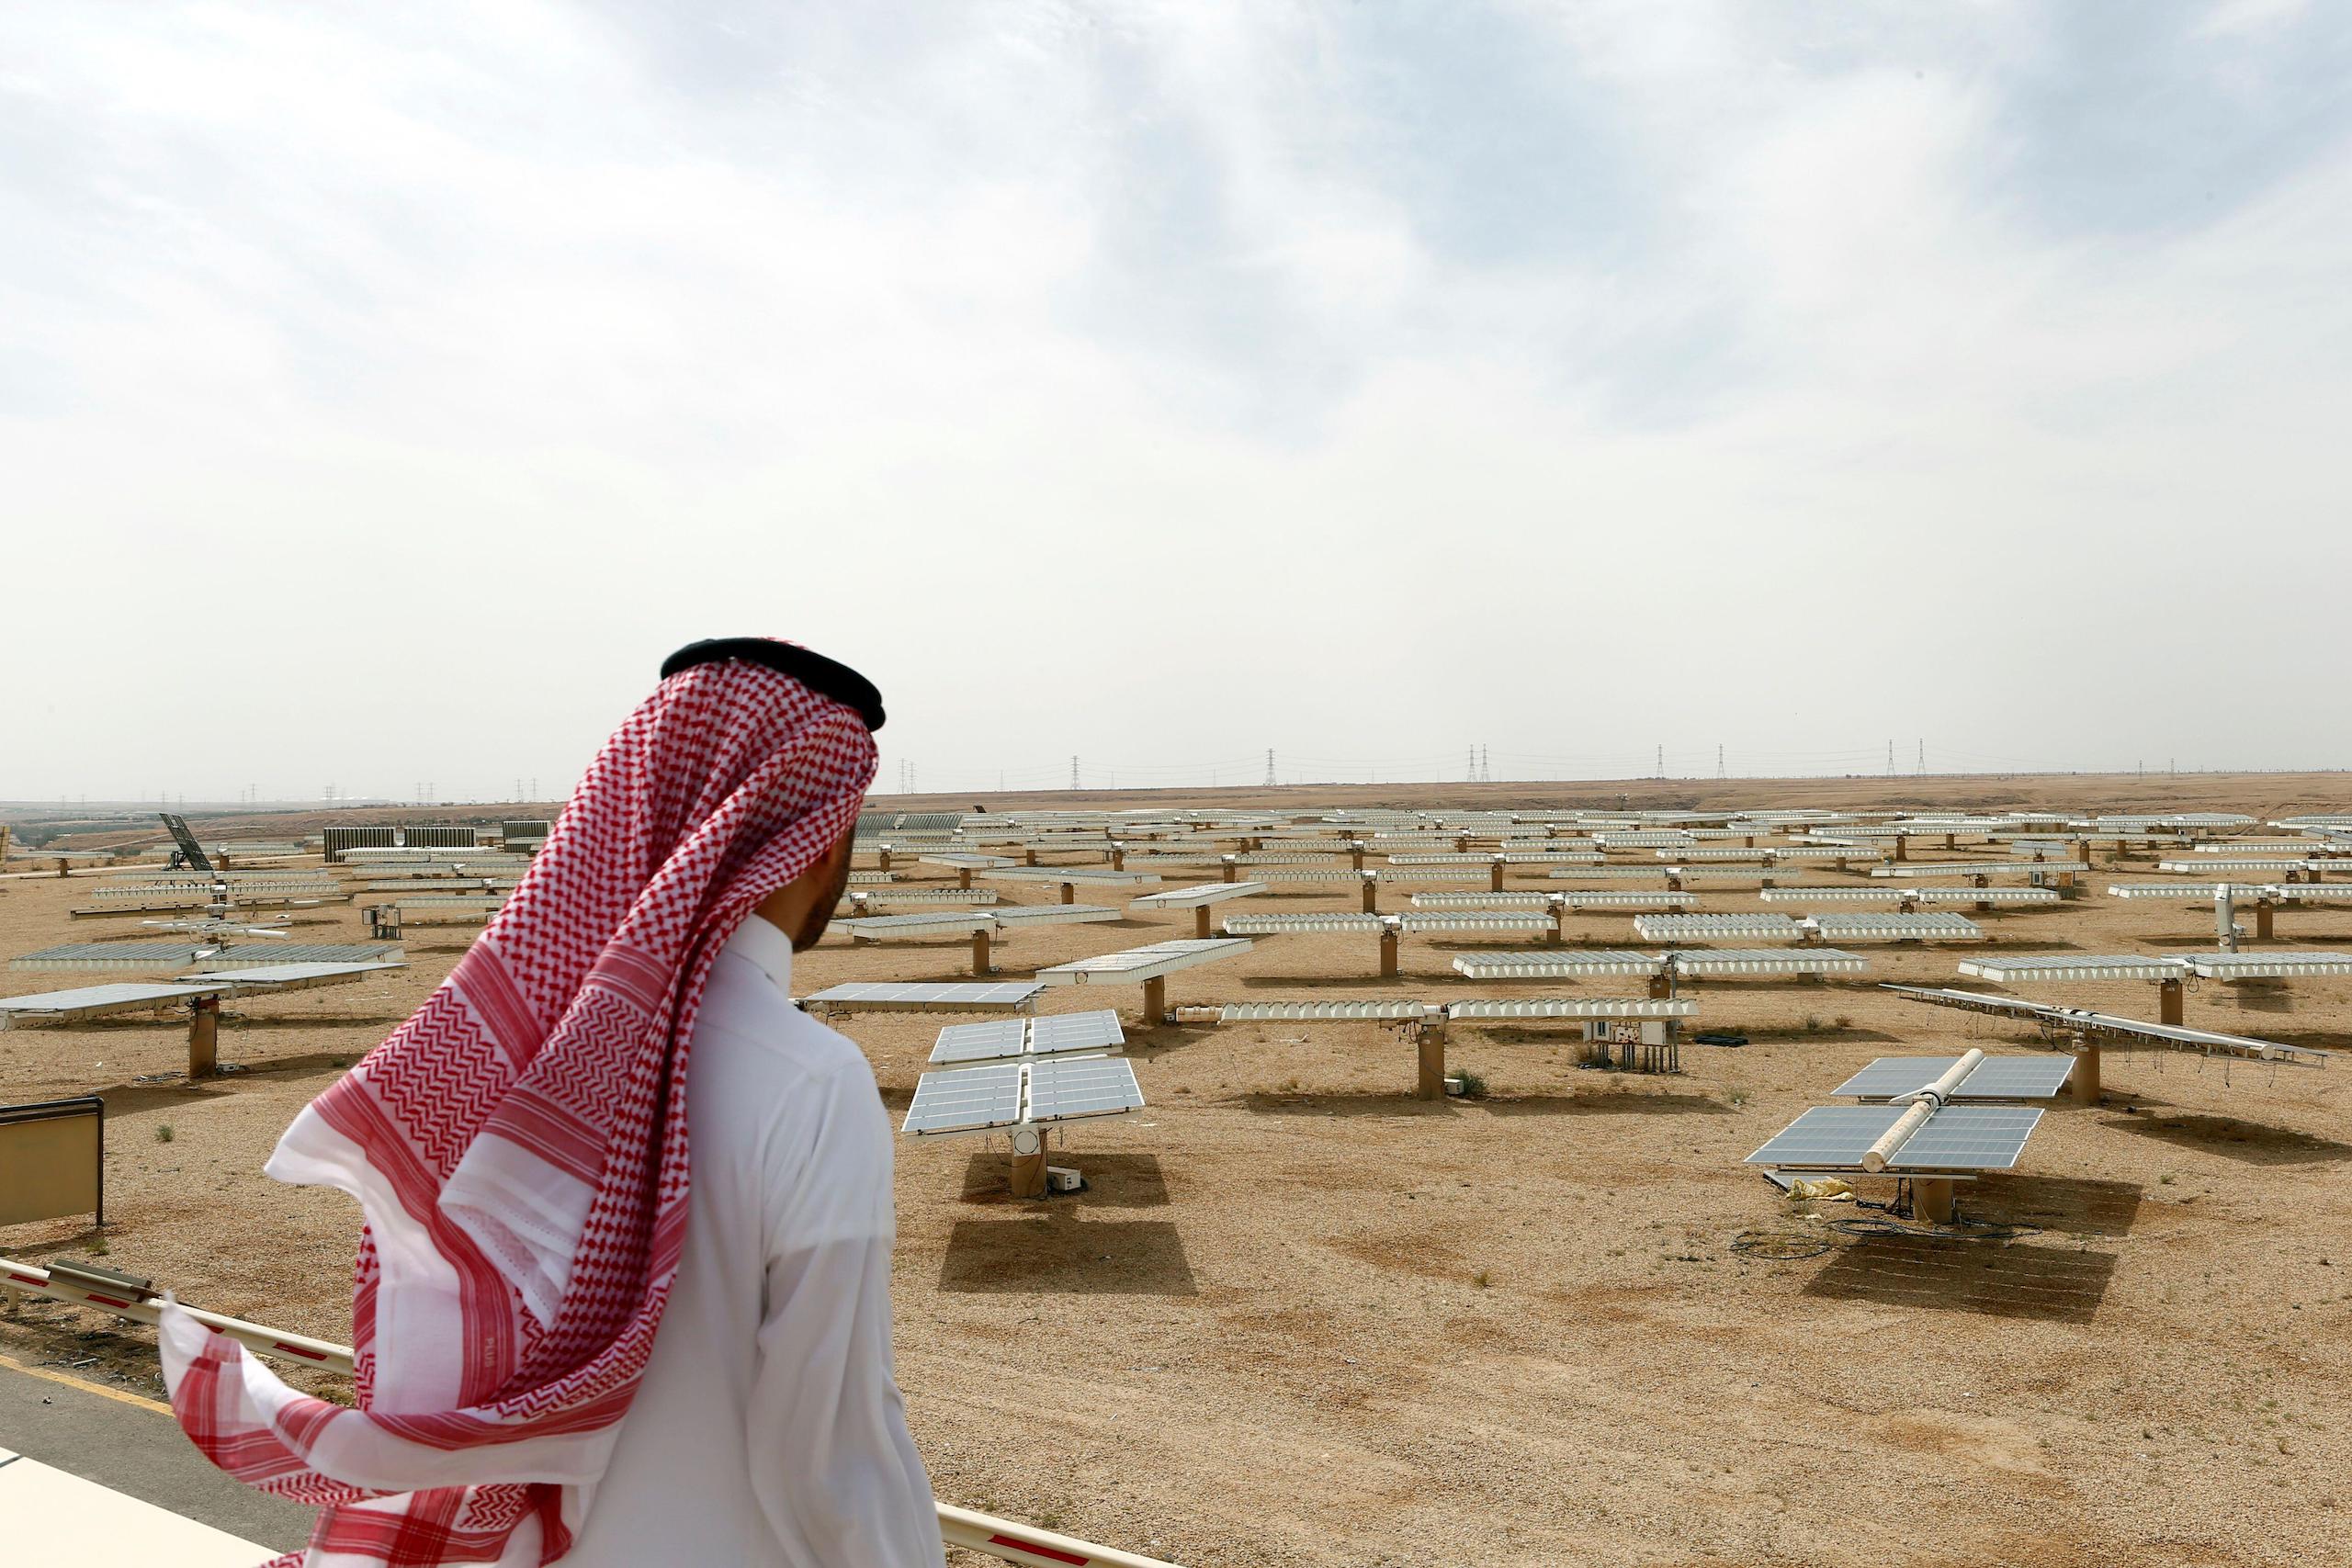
[
  {"left": 1746, "top": 1104, "right": 2041, "bottom": 1173},
  {"left": 1634, "top": 914, "right": 1801, "bottom": 941},
  {"left": 1805, "top": 913, "right": 1984, "bottom": 942},
  {"left": 1958, "top": 954, "right": 2181, "bottom": 982},
  {"left": 803, "top": 981, "right": 1043, "bottom": 1013},
  {"left": 1831, "top": 1055, "right": 2075, "bottom": 1101}
]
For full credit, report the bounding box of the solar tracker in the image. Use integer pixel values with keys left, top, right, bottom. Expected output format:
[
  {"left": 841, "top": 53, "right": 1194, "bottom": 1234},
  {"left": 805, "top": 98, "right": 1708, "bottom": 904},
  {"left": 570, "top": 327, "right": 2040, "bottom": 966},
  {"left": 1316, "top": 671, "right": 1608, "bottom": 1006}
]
[
  {"left": 1872, "top": 861, "right": 2086, "bottom": 878},
  {"left": 901, "top": 1062, "right": 1025, "bottom": 1136},
  {"left": 919, "top": 854, "right": 1017, "bottom": 870},
  {"left": 2158, "top": 858, "right": 2309, "bottom": 874},
  {"left": 1445, "top": 998, "right": 1695, "bottom": 1020},
  {"left": 1375, "top": 867, "right": 1490, "bottom": 883},
  {"left": 1217, "top": 999, "right": 1430, "bottom": 1021},
  {"left": 0, "top": 980, "right": 216, "bottom": 1023},
  {"left": 187, "top": 944, "right": 401, "bottom": 971},
  {"left": 848, "top": 888, "right": 999, "bottom": 906},
  {"left": 1880, "top": 984, "right": 2331, "bottom": 1065},
  {"left": 983, "top": 867, "right": 1162, "bottom": 886},
  {"left": 9, "top": 942, "right": 209, "bottom": 971},
  {"left": 1249, "top": 868, "right": 1370, "bottom": 883},
  {"left": 990, "top": 904, "right": 1123, "bottom": 928},
  {"left": 1235, "top": 852, "right": 1348, "bottom": 865},
  {"left": 1745, "top": 1104, "right": 2041, "bottom": 1172},
  {"left": 1958, "top": 955, "right": 2184, "bottom": 982},
  {"left": 1409, "top": 891, "right": 1552, "bottom": 908},
  {"left": 1832, "top": 1055, "right": 2075, "bottom": 1100},
  {"left": 1765, "top": 847, "right": 1888, "bottom": 863},
  {"left": 802, "top": 981, "right": 1043, "bottom": 1015},
  {"left": 841, "top": 910, "right": 995, "bottom": 938},
  {"left": 1452, "top": 950, "right": 1663, "bottom": 979},
  {"left": 1758, "top": 886, "right": 1905, "bottom": 904},
  {"left": 2187, "top": 952, "right": 2352, "bottom": 979},
  {"left": 1399, "top": 913, "right": 1551, "bottom": 932},
  {"left": 1027, "top": 1056, "right": 1146, "bottom": 1123},
  {"left": 1668, "top": 948, "right": 1869, "bottom": 976},
  {"left": 1634, "top": 914, "right": 1800, "bottom": 941},
  {"left": 1543, "top": 866, "right": 1670, "bottom": 881},
  {"left": 1222, "top": 913, "right": 1383, "bottom": 934},
  {"left": 1806, "top": 913, "right": 1984, "bottom": 942},
  {"left": 929, "top": 1010, "right": 1126, "bottom": 1064},
  {"left": 1128, "top": 881, "right": 1269, "bottom": 908},
  {"left": 1033, "top": 938, "right": 1252, "bottom": 985}
]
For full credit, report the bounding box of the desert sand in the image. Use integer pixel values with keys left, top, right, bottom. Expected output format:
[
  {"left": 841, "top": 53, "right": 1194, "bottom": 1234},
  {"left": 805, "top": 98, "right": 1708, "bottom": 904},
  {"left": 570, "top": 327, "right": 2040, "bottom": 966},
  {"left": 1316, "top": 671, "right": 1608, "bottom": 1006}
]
[{"left": 6, "top": 774, "right": 2352, "bottom": 1566}]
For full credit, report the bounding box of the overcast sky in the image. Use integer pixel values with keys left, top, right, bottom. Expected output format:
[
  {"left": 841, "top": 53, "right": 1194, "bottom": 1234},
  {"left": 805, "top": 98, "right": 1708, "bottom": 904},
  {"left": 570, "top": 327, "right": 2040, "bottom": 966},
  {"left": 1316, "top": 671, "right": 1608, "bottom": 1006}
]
[{"left": 4, "top": 2, "right": 2347, "bottom": 803}]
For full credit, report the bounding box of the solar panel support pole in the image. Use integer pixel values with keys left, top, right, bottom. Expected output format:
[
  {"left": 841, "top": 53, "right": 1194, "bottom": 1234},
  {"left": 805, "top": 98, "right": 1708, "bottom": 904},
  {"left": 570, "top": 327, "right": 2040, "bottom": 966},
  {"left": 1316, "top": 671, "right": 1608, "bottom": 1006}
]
[
  {"left": 2070, "top": 1032, "right": 2100, "bottom": 1105},
  {"left": 1008, "top": 1125, "right": 1048, "bottom": 1200},
  {"left": 957, "top": 868, "right": 974, "bottom": 890},
  {"left": 1416, "top": 1017, "right": 1447, "bottom": 1101},
  {"left": 2158, "top": 977, "right": 2185, "bottom": 1026},
  {"left": 1913, "top": 1178, "right": 1955, "bottom": 1225},
  {"left": 1141, "top": 975, "right": 1168, "bottom": 1026},
  {"left": 1360, "top": 874, "right": 1378, "bottom": 914},
  {"left": 1221, "top": 854, "right": 1239, "bottom": 885},
  {"left": 1546, "top": 906, "right": 1565, "bottom": 946},
  {"left": 2256, "top": 897, "right": 2275, "bottom": 942},
  {"left": 1058, "top": 881, "right": 1077, "bottom": 906},
  {"left": 971, "top": 928, "right": 995, "bottom": 976},
  {"left": 1349, "top": 841, "right": 1365, "bottom": 872},
  {"left": 1488, "top": 857, "right": 1505, "bottom": 893},
  {"left": 1023, "top": 849, "right": 1039, "bottom": 867},
  {"left": 1109, "top": 843, "right": 1126, "bottom": 871},
  {"left": 1893, "top": 837, "right": 1906, "bottom": 862},
  {"left": 187, "top": 996, "right": 220, "bottom": 1079},
  {"left": 1378, "top": 927, "right": 1400, "bottom": 979},
  {"left": 1193, "top": 906, "right": 1212, "bottom": 941},
  {"left": 2216, "top": 888, "right": 2237, "bottom": 953},
  {"left": 877, "top": 845, "right": 892, "bottom": 873}
]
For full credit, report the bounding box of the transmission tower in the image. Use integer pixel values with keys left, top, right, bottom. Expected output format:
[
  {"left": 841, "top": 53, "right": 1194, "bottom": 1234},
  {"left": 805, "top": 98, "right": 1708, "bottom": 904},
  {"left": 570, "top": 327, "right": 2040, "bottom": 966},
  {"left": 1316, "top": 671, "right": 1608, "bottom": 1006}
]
[
  {"left": 1069, "top": 755, "right": 1080, "bottom": 789},
  {"left": 1264, "top": 749, "right": 1275, "bottom": 786},
  {"left": 1717, "top": 744, "right": 1725, "bottom": 780},
  {"left": 1886, "top": 739, "right": 1895, "bottom": 776}
]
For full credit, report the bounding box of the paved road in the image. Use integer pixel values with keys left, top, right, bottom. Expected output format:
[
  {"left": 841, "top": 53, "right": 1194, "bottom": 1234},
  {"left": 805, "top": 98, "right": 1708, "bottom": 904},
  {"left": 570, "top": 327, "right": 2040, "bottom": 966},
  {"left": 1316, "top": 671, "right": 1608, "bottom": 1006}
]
[{"left": 0, "top": 1354, "right": 311, "bottom": 1551}]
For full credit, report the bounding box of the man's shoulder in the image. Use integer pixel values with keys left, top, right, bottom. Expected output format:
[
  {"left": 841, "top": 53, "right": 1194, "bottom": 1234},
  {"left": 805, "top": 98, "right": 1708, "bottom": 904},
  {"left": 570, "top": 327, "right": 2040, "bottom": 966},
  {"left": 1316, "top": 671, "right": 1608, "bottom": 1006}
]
[{"left": 695, "top": 953, "right": 879, "bottom": 1100}]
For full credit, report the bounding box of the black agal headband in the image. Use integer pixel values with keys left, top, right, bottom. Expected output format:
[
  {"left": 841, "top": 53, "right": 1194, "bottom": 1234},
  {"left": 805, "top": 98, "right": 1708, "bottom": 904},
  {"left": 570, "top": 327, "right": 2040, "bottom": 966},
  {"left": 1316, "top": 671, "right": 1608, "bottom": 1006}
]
[{"left": 659, "top": 638, "right": 886, "bottom": 732}]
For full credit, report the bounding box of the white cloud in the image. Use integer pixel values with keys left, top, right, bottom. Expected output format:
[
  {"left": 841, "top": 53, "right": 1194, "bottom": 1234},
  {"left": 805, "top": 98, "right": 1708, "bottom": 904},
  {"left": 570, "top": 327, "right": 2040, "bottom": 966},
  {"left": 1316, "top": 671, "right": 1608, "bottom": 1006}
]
[{"left": 2, "top": 2, "right": 2348, "bottom": 799}]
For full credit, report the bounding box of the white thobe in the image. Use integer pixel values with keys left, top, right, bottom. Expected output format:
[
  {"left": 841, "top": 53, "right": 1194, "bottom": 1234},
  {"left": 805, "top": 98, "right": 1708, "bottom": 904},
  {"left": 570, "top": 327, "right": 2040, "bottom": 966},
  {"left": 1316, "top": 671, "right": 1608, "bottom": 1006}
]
[{"left": 561, "top": 914, "right": 944, "bottom": 1568}]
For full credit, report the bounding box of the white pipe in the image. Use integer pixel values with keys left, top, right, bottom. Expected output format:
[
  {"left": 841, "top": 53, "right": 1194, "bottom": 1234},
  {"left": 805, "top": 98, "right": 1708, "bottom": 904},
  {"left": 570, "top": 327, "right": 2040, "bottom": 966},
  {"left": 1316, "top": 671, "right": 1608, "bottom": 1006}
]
[{"left": 1, "top": 1255, "right": 1184, "bottom": 1568}]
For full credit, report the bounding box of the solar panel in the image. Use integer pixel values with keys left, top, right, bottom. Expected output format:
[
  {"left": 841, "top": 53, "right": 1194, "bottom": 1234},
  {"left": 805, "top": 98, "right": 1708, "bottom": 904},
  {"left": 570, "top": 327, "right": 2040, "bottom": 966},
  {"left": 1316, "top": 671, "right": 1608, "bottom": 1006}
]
[
  {"left": 1026, "top": 1056, "right": 1145, "bottom": 1123},
  {"left": 1222, "top": 913, "right": 1384, "bottom": 934},
  {"left": 989, "top": 904, "right": 1123, "bottom": 928},
  {"left": 1807, "top": 913, "right": 1984, "bottom": 941},
  {"left": 901, "top": 1062, "right": 1025, "bottom": 1136},
  {"left": 1218, "top": 999, "right": 1430, "bottom": 1021},
  {"left": 1452, "top": 950, "right": 1663, "bottom": 978},
  {"left": 1034, "top": 939, "right": 1252, "bottom": 985},
  {"left": 927, "top": 1018, "right": 1029, "bottom": 1064},
  {"left": 1634, "top": 914, "right": 1801, "bottom": 940},
  {"left": 803, "top": 981, "right": 1043, "bottom": 1013},
  {"left": 1027, "top": 1010, "right": 1127, "bottom": 1056},
  {"left": 1958, "top": 955, "right": 2183, "bottom": 982},
  {"left": 1669, "top": 948, "right": 1868, "bottom": 975},
  {"left": 1745, "top": 1104, "right": 2041, "bottom": 1172},
  {"left": 187, "top": 944, "right": 401, "bottom": 971},
  {"left": 1129, "top": 881, "right": 1269, "bottom": 908},
  {"left": 1832, "top": 1055, "right": 2075, "bottom": 1101},
  {"left": 0, "top": 980, "right": 214, "bottom": 1021},
  {"left": 1894, "top": 1107, "right": 2043, "bottom": 1171},
  {"left": 1398, "top": 913, "right": 1550, "bottom": 932},
  {"left": 9, "top": 942, "right": 205, "bottom": 971},
  {"left": 1445, "top": 998, "right": 1694, "bottom": 1020},
  {"left": 2188, "top": 952, "right": 2352, "bottom": 978}
]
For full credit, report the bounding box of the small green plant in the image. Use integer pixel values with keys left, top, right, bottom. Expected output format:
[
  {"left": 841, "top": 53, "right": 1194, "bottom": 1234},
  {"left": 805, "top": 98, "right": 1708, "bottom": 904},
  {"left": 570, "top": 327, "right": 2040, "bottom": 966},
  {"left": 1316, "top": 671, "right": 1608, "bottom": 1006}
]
[
  {"left": 2159, "top": 1173, "right": 2177, "bottom": 1185},
  {"left": 86, "top": 1237, "right": 110, "bottom": 1257},
  {"left": 1803, "top": 1013, "right": 1824, "bottom": 1032},
  {"left": 153, "top": 1123, "right": 175, "bottom": 1144},
  {"left": 1451, "top": 1066, "right": 1488, "bottom": 1098},
  {"left": 1725, "top": 1087, "right": 1751, "bottom": 1106},
  {"left": 1473, "top": 1269, "right": 1492, "bottom": 1288}
]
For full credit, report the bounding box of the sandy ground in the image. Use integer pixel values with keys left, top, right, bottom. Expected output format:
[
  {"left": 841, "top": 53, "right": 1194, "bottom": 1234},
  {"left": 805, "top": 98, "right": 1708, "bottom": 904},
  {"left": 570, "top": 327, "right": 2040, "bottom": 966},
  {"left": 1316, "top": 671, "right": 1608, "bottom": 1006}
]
[{"left": 6, "top": 778, "right": 2352, "bottom": 1567}]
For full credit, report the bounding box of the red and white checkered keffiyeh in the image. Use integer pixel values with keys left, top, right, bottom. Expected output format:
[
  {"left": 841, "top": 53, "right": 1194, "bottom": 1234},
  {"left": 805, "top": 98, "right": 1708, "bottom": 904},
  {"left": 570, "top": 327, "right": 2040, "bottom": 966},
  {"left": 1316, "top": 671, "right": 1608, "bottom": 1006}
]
[{"left": 160, "top": 654, "right": 877, "bottom": 1566}]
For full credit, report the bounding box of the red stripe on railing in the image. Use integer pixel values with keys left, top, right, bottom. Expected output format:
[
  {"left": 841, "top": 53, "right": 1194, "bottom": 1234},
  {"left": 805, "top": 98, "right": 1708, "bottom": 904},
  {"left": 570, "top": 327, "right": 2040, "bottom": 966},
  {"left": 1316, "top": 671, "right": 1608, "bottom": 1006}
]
[
  {"left": 275, "top": 1343, "right": 330, "bottom": 1359},
  {"left": 989, "top": 1535, "right": 1090, "bottom": 1566}
]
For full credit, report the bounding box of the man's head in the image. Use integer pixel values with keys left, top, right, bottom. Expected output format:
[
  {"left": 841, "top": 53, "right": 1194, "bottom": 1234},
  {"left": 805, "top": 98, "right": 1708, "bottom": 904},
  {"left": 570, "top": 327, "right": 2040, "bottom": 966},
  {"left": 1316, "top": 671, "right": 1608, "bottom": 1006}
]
[
  {"left": 651, "top": 638, "right": 885, "bottom": 957},
  {"left": 755, "top": 824, "right": 858, "bottom": 952}
]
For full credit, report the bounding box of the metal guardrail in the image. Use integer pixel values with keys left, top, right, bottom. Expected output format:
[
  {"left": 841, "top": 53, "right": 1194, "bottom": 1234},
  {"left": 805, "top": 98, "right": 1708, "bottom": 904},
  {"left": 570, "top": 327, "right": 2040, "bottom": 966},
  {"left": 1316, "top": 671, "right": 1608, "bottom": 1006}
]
[{"left": 0, "top": 1255, "right": 1182, "bottom": 1568}]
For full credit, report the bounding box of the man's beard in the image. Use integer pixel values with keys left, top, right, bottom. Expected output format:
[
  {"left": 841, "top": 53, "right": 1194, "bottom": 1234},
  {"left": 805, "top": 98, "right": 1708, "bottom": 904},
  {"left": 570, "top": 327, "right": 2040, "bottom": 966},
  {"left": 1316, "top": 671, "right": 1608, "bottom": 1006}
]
[{"left": 791, "top": 842, "right": 855, "bottom": 952}]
